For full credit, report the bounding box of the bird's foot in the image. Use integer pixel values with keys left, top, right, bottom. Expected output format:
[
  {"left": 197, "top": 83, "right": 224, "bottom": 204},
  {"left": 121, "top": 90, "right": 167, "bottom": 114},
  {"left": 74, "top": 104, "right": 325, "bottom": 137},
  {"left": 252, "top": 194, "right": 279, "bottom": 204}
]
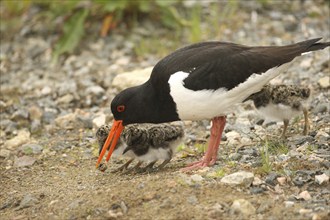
[{"left": 180, "top": 157, "right": 216, "bottom": 172}]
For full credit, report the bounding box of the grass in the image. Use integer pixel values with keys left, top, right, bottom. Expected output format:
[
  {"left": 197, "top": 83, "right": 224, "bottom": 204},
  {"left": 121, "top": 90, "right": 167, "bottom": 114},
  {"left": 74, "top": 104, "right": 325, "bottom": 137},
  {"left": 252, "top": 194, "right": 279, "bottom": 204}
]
[{"left": 256, "top": 139, "right": 289, "bottom": 174}]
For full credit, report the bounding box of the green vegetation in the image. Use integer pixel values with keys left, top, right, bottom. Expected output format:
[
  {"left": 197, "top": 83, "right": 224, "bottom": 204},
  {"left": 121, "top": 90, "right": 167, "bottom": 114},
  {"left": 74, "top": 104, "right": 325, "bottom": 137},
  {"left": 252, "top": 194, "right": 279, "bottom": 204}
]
[
  {"left": 256, "top": 139, "right": 289, "bottom": 174},
  {"left": 0, "top": 0, "right": 241, "bottom": 63}
]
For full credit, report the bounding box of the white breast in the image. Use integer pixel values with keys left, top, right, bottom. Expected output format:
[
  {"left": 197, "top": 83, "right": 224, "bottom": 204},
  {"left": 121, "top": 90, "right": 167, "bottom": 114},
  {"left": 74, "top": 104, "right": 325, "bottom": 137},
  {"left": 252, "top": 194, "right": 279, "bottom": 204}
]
[
  {"left": 168, "top": 62, "right": 292, "bottom": 120},
  {"left": 257, "top": 103, "right": 302, "bottom": 122}
]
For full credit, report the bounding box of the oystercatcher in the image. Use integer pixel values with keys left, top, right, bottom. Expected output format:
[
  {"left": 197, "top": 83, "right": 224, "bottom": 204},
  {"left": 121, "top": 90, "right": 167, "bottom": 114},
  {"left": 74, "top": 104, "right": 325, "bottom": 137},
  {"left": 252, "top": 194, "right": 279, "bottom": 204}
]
[
  {"left": 96, "top": 38, "right": 329, "bottom": 170},
  {"left": 246, "top": 84, "right": 311, "bottom": 138},
  {"left": 96, "top": 122, "right": 184, "bottom": 172}
]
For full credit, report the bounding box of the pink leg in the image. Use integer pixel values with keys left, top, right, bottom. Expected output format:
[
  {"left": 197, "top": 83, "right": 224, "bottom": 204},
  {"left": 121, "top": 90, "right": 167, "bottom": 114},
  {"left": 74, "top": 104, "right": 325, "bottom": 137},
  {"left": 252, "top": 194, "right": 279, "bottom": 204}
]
[{"left": 181, "top": 116, "right": 226, "bottom": 171}]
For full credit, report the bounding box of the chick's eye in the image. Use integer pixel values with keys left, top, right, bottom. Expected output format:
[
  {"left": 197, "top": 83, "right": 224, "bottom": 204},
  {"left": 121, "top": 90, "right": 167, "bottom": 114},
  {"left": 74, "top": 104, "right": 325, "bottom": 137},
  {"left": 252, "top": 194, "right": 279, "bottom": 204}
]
[{"left": 117, "top": 105, "right": 125, "bottom": 112}]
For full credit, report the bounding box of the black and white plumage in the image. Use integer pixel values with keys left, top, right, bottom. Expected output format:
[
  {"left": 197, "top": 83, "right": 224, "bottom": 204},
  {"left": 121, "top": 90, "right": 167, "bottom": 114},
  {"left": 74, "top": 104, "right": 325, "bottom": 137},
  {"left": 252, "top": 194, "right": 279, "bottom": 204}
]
[
  {"left": 96, "top": 122, "right": 184, "bottom": 172},
  {"left": 96, "top": 38, "right": 329, "bottom": 170},
  {"left": 247, "top": 84, "right": 311, "bottom": 138}
]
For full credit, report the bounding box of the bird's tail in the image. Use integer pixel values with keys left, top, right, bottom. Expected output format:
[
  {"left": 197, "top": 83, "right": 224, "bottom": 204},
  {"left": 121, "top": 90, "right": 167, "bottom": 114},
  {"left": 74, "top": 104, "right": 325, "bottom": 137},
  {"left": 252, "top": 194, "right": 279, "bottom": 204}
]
[{"left": 296, "top": 38, "right": 330, "bottom": 53}]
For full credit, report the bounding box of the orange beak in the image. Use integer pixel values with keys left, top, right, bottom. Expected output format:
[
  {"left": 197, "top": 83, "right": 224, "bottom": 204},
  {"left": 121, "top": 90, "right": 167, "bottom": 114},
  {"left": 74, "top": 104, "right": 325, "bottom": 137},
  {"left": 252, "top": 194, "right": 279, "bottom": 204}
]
[{"left": 96, "top": 120, "right": 124, "bottom": 169}]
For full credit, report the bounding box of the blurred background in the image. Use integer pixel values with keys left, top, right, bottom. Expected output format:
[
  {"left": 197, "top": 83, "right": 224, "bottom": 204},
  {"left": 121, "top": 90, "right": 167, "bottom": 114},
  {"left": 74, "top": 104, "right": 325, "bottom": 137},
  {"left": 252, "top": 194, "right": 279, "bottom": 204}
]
[{"left": 0, "top": 0, "right": 329, "bottom": 138}]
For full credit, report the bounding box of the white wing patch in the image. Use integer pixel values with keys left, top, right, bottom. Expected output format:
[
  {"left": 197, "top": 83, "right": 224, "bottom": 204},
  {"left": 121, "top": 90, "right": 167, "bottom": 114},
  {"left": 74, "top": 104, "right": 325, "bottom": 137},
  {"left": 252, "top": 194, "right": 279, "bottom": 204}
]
[{"left": 168, "top": 61, "right": 293, "bottom": 120}]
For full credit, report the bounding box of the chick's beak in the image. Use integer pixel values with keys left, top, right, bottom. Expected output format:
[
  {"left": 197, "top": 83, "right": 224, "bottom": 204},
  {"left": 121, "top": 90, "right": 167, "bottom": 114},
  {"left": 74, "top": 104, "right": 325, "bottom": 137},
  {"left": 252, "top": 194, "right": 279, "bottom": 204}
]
[{"left": 96, "top": 120, "right": 124, "bottom": 169}]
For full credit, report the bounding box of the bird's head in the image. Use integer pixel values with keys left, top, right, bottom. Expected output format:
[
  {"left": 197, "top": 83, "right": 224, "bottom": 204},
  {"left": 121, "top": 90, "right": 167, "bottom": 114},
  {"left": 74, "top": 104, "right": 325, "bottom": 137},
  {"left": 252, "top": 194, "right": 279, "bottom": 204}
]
[{"left": 95, "top": 82, "right": 179, "bottom": 170}]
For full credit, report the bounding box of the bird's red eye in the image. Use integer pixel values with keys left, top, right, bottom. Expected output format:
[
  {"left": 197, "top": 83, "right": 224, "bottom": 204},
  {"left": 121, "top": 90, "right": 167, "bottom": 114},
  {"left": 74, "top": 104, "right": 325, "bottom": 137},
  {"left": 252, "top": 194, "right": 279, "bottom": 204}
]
[{"left": 117, "top": 105, "right": 125, "bottom": 112}]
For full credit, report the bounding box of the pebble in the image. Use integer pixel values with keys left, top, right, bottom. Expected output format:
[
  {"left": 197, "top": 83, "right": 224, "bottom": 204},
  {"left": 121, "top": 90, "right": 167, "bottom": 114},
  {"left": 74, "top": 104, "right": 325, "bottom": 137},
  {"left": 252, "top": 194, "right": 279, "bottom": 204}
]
[
  {"left": 265, "top": 173, "right": 279, "bottom": 186},
  {"left": 313, "top": 103, "right": 328, "bottom": 114},
  {"left": 5, "top": 130, "right": 31, "bottom": 149},
  {"left": 229, "top": 152, "right": 242, "bottom": 161},
  {"left": 221, "top": 171, "right": 254, "bottom": 187},
  {"left": 315, "top": 173, "right": 329, "bottom": 185},
  {"left": 16, "top": 194, "right": 39, "bottom": 210},
  {"left": 86, "top": 85, "right": 105, "bottom": 96},
  {"left": 112, "top": 67, "right": 153, "bottom": 90},
  {"left": 14, "top": 155, "right": 36, "bottom": 167},
  {"left": 276, "top": 177, "right": 286, "bottom": 185},
  {"left": 93, "top": 113, "right": 106, "bottom": 128},
  {"left": 56, "top": 94, "right": 74, "bottom": 104},
  {"left": 55, "top": 113, "right": 76, "bottom": 128},
  {"left": 11, "top": 109, "right": 29, "bottom": 121},
  {"left": 40, "top": 86, "right": 52, "bottom": 95},
  {"left": 230, "top": 199, "right": 256, "bottom": 215},
  {"left": 19, "top": 143, "right": 43, "bottom": 154},
  {"left": 252, "top": 177, "right": 264, "bottom": 186},
  {"left": 284, "top": 201, "right": 295, "bottom": 208},
  {"left": 120, "top": 201, "right": 128, "bottom": 214},
  {"left": 296, "top": 190, "right": 312, "bottom": 201},
  {"left": 318, "top": 76, "right": 330, "bottom": 88},
  {"left": 187, "top": 195, "right": 198, "bottom": 205},
  {"left": 42, "top": 109, "right": 57, "bottom": 124},
  {"left": 28, "top": 105, "right": 43, "bottom": 121},
  {"left": 190, "top": 174, "right": 204, "bottom": 182},
  {"left": 257, "top": 201, "right": 272, "bottom": 214},
  {"left": 250, "top": 187, "right": 265, "bottom": 194},
  {"left": 108, "top": 209, "right": 123, "bottom": 219},
  {"left": 0, "top": 149, "right": 11, "bottom": 158}
]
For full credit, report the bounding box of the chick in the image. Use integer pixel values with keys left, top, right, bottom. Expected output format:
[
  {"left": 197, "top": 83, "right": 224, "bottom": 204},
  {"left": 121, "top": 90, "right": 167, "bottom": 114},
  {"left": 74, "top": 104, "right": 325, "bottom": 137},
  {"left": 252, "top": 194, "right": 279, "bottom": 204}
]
[
  {"left": 247, "top": 84, "right": 311, "bottom": 138},
  {"left": 96, "top": 122, "right": 184, "bottom": 172}
]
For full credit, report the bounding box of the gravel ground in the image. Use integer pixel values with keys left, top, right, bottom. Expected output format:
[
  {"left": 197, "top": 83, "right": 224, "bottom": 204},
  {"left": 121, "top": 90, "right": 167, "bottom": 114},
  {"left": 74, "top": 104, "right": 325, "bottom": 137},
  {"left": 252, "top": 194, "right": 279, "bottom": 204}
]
[{"left": 0, "top": 1, "right": 329, "bottom": 220}]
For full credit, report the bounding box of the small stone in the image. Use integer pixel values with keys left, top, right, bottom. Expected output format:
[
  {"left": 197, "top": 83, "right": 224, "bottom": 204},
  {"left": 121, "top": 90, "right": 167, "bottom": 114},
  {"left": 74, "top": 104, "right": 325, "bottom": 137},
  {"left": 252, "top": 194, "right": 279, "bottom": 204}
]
[
  {"left": 159, "top": 199, "right": 173, "bottom": 209},
  {"left": 221, "top": 171, "right": 254, "bottom": 187},
  {"left": 190, "top": 174, "right": 204, "bottom": 182},
  {"left": 86, "top": 85, "right": 105, "bottom": 96},
  {"left": 16, "top": 194, "right": 38, "bottom": 210},
  {"left": 112, "top": 67, "right": 152, "bottom": 90},
  {"left": 19, "top": 143, "right": 43, "bottom": 154},
  {"left": 5, "top": 130, "right": 31, "bottom": 149},
  {"left": 313, "top": 103, "right": 328, "bottom": 114},
  {"left": 93, "top": 113, "right": 106, "bottom": 128},
  {"left": 230, "top": 199, "right": 256, "bottom": 215},
  {"left": 318, "top": 76, "right": 330, "bottom": 88},
  {"left": 41, "top": 86, "right": 52, "bottom": 95},
  {"left": 265, "top": 172, "right": 279, "bottom": 186},
  {"left": 187, "top": 195, "right": 198, "bottom": 205},
  {"left": 57, "top": 94, "right": 74, "bottom": 104},
  {"left": 108, "top": 209, "right": 123, "bottom": 219},
  {"left": 277, "top": 177, "right": 286, "bottom": 185},
  {"left": 11, "top": 109, "right": 29, "bottom": 121},
  {"left": 296, "top": 190, "right": 312, "bottom": 201},
  {"left": 252, "top": 177, "right": 264, "bottom": 186},
  {"left": 257, "top": 201, "right": 272, "bottom": 214},
  {"left": 284, "top": 201, "right": 294, "bottom": 208},
  {"left": 76, "top": 115, "right": 93, "bottom": 129},
  {"left": 299, "top": 208, "right": 313, "bottom": 215},
  {"left": 225, "top": 131, "right": 241, "bottom": 145},
  {"left": 250, "top": 187, "right": 265, "bottom": 194},
  {"left": 120, "top": 201, "right": 128, "bottom": 214},
  {"left": 0, "top": 149, "right": 10, "bottom": 158},
  {"left": 42, "top": 110, "right": 57, "bottom": 124},
  {"left": 28, "top": 105, "right": 43, "bottom": 121},
  {"left": 14, "top": 155, "right": 36, "bottom": 167},
  {"left": 315, "top": 173, "right": 329, "bottom": 185},
  {"left": 229, "top": 152, "right": 242, "bottom": 161},
  {"left": 55, "top": 113, "right": 76, "bottom": 129}
]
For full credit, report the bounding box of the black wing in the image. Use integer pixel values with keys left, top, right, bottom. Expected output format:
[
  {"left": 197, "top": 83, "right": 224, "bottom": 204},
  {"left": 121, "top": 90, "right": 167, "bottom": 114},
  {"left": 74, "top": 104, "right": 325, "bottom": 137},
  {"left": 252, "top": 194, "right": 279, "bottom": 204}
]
[{"left": 150, "top": 38, "right": 329, "bottom": 91}]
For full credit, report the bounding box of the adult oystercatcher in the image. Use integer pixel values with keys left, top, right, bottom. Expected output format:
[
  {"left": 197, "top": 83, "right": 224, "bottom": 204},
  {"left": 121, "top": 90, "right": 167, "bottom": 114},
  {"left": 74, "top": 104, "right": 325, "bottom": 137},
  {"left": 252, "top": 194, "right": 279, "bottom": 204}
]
[
  {"left": 96, "top": 38, "right": 329, "bottom": 170},
  {"left": 96, "top": 122, "right": 184, "bottom": 172},
  {"left": 246, "top": 84, "right": 311, "bottom": 138}
]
